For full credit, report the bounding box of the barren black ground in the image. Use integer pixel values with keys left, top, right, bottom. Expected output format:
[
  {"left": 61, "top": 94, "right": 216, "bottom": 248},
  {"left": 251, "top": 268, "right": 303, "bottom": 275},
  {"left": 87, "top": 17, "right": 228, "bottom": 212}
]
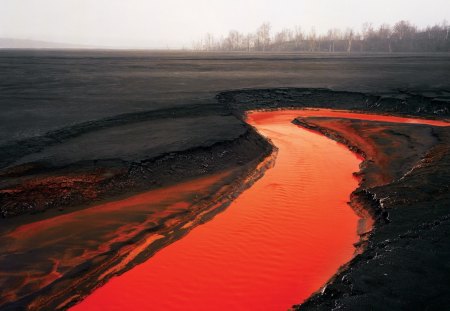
[{"left": 0, "top": 51, "right": 449, "bottom": 310}]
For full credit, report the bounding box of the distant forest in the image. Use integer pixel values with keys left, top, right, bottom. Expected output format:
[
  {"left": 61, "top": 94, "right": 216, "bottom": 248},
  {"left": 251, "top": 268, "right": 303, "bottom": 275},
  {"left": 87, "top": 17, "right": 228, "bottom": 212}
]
[{"left": 193, "top": 20, "right": 450, "bottom": 53}]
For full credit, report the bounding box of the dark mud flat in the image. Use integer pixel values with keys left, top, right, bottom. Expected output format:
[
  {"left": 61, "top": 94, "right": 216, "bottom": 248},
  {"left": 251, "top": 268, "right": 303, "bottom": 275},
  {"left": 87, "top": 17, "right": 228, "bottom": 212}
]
[
  {"left": 1, "top": 51, "right": 450, "bottom": 310},
  {"left": 0, "top": 113, "right": 266, "bottom": 217},
  {"left": 0, "top": 50, "right": 450, "bottom": 217},
  {"left": 1, "top": 52, "right": 449, "bottom": 218},
  {"left": 2, "top": 51, "right": 450, "bottom": 144}
]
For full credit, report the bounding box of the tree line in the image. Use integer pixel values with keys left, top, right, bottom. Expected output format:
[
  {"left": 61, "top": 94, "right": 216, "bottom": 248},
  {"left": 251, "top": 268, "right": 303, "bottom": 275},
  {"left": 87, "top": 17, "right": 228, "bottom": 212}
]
[{"left": 192, "top": 20, "right": 450, "bottom": 53}]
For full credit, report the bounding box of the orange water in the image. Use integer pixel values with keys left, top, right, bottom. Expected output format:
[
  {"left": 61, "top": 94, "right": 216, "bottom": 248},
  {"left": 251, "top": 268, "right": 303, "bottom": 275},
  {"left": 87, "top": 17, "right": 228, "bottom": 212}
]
[
  {"left": 0, "top": 173, "right": 231, "bottom": 306},
  {"left": 72, "top": 110, "right": 448, "bottom": 311},
  {"left": 253, "top": 108, "right": 449, "bottom": 127}
]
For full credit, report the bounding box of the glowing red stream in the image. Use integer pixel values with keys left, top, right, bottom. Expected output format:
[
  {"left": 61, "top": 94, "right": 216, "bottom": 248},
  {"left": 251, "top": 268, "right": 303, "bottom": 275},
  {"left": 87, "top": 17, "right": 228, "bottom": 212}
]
[{"left": 72, "top": 109, "right": 448, "bottom": 311}]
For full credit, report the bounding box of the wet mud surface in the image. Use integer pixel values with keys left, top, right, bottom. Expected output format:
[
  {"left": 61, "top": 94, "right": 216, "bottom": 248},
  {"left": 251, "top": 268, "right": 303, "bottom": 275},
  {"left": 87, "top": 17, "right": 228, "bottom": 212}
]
[
  {"left": 291, "top": 117, "right": 450, "bottom": 310},
  {"left": 1, "top": 52, "right": 450, "bottom": 310},
  {"left": 0, "top": 130, "right": 272, "bottom": 310},
  {"left": 1, "top": 148, "right": 274, "bottom": 310},
  {"left": 1, "top": 172, "right": 234, "bottom": 307},
  {"left": 70, "top": 110, "right": 362, "bottom": 311}
]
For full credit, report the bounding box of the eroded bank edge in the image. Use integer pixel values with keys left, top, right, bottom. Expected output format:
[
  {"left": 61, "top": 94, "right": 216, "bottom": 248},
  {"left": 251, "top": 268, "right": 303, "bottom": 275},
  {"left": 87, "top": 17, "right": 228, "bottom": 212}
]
[{"left": 2, "top": 87, "right": 449, "bottom": 310}]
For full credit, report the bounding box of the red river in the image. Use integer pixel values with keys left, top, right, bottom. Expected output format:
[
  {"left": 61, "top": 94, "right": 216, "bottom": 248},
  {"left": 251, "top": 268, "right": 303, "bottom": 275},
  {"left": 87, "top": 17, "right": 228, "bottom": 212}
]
[{"left": 72, "top": 109, "right": 448, "bottom": 311}]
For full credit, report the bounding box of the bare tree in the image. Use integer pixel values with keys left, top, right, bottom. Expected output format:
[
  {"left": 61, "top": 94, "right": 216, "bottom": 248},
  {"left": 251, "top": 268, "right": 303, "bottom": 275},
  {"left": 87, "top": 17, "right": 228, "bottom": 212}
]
[
  {"left": 345, "top": 28, "right": 354, "bottom": 53},
  {"left": 361, "top": 22, "right": 374, "bottom": 52},
  {"left": 393, "top": 20, "right": 415, "bottom": 40},
  {"left": 244, "top": 33, "right": 255, "bottom": 52},
  {"left": 286, "top": 28, "right": 294, "bottom": 42},
  {"left": 378, "top": 24, "right": 393, "bottom": 53},
  {"left": 443, "top": 20, "right": 449, "bottom": 41},
  {"left": 203, "top": 33, "right": 215, "bottom": 51},
  {"left": 223, "top": 30, "right": 244, "bottom": 51},
  {"left": 256, "top": 22, "right": 271, "bottom": 51},
  {"left": 195, "top": 19, "right": 450, "bottom": 53},
  {"left": 308, "top": 27, "right": 317, "bottom": 52},
  {"left": 327, "top": 28, "right": 341, "bottom": 52},
  {"left": 274, "top": 28, "right": 292, "bottom": 50},
  {"left": 393, "top": 20, "right": 417, "bottom": 51},
  {"left": 293, "top": 25, "right": 304, "bottom": 48}
]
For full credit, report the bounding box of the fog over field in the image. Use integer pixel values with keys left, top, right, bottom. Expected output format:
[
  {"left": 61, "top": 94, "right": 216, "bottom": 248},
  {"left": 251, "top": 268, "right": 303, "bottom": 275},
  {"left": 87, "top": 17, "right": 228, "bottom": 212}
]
[{"left": 1, "top": 0, "right": 449, "bottom": 48}]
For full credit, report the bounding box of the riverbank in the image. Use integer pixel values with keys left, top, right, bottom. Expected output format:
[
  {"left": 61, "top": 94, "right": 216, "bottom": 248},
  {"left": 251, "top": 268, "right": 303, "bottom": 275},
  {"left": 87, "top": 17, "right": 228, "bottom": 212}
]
[
  {"left": 71, "top": 109, "right": 363, "bottom": 311},
  {"left": 292, "top": 117, "right": 450, "bottom": 310},
  {"left": 1, "top": 86, "right": 450, "bottom": 310},
  {"left": 0, "top": 129, "right": 274, "bottom": 310},
  {"left": 218, "top": 87, "right": 449, "bottom": 309}
]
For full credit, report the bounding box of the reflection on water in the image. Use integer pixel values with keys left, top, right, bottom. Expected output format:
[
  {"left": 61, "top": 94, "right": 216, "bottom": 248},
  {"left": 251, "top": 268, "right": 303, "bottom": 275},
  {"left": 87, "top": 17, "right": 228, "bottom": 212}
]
[
  {"left": 8, "top": 109, "right": 446, "bottom": 310},
  {"left": 0, "top": 172, "right": 232, "bottom": 307},
  {"left": 73, "top": 110, "right": 365, "bottom": 311}
]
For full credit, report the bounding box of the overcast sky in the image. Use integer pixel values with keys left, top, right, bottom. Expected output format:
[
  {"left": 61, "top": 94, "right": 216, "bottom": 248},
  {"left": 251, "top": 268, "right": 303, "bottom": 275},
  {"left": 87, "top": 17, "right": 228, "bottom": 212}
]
[{"left": 1, "top": 0, "right": 449, "bottom": 48}]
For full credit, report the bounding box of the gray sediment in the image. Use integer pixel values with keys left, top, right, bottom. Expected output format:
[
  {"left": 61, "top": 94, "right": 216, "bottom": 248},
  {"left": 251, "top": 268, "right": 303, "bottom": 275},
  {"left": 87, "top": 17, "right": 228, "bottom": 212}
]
[{"left": 1, "top": 87, "right": 449, "bottom": 310}]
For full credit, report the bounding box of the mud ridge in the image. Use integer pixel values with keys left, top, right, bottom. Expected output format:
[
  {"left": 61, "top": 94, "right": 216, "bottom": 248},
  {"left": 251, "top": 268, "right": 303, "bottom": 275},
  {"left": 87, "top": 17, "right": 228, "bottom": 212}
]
[
  {"left": 0, "top": 122, "right": 270, "bottom": 218},
  {"left": 1, "top": 133, "right": 276, "bottom": 311},
  {"left": 217, "top": 87, "right": 450, "bottom": 118},
  {"left": 0, "top": 103, "right": 230, "bottom": 170}
]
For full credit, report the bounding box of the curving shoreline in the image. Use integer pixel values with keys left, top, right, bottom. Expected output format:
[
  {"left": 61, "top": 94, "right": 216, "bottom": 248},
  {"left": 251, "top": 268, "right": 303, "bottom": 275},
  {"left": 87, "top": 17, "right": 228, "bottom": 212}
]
[
  {"left": 291, "top": 116, "right": 450, "bottom": 310},
  {"left": 69, "top": 109, "right": 449, "bottom": 310},
  {"left": 0, "top": 138, "right": 275, "bottom": 310},
  {"left": 1, "top": 87, "right": 450, "bottom": 310},
  {"left": 72, "top": 109, "right": 363, "bottom": 310}
]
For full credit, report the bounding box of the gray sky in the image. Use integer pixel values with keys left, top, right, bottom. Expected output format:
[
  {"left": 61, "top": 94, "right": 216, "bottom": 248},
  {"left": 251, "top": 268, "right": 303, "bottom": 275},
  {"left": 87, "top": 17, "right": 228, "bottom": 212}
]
[{"left": 1, "top": 0, "right": 449, "bottom": 48}]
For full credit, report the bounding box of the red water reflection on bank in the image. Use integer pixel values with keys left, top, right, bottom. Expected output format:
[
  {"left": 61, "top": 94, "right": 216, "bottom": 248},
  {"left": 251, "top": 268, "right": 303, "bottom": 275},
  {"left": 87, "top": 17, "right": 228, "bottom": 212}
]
[
  {"left": 252, "top": 108, "right": 449, "bottom": 127},
  {"left": 0, "top": 172, "right": 232, "bottom": 306},
  {"left": 72, "top": 110, "right": 448, "bottom": 311}
]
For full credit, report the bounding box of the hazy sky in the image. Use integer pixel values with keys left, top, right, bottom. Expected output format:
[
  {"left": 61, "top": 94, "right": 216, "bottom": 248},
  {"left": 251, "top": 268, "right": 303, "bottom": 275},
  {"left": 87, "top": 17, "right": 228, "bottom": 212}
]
[{"left": 1, "top": 0, "right": 449, "bottom": 48}]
